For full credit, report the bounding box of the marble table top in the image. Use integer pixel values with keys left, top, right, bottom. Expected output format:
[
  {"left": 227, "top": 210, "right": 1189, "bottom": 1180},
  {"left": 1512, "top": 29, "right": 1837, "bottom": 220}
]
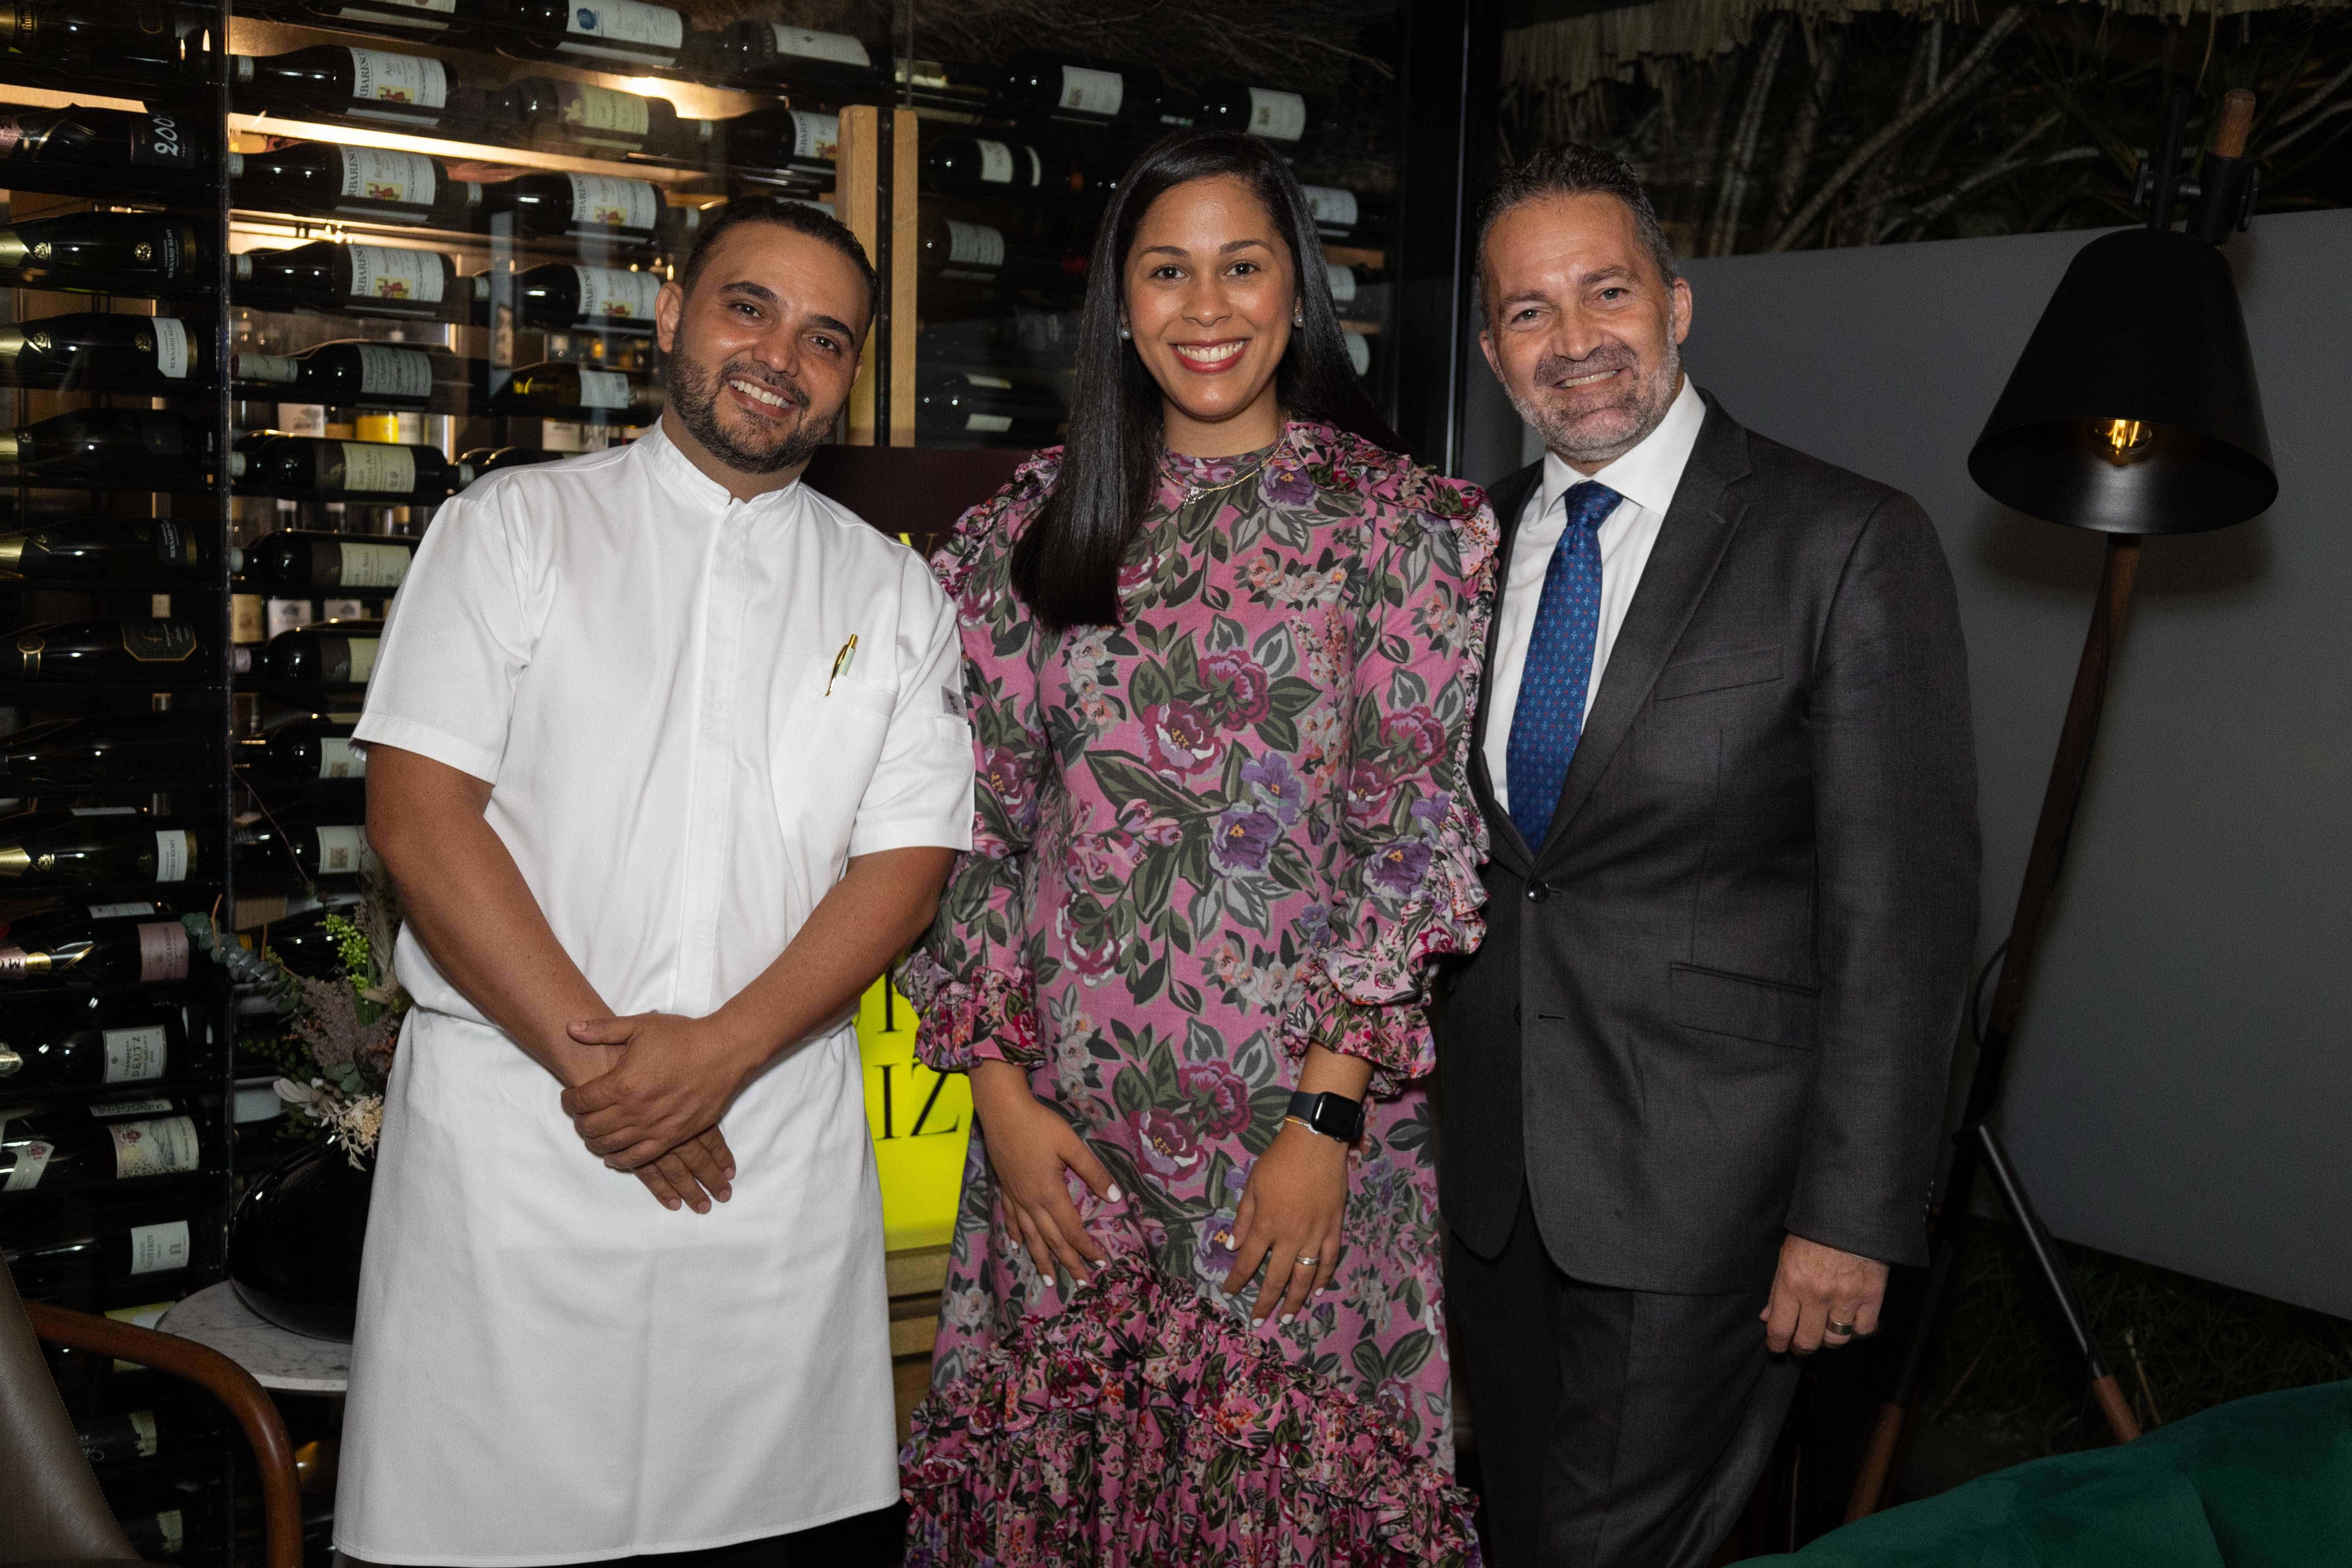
[{"left": 157, "top": 1281, "right": 351, "bottom": 1394}]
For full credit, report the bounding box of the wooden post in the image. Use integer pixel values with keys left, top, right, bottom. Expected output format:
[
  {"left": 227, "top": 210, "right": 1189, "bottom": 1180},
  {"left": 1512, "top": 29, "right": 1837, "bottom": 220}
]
[
  {"left": 838, "top": 105, "right": 882, "bottom": 445},
  {"left": 887, "top": 107, "right": 919, "bottom": 448}
]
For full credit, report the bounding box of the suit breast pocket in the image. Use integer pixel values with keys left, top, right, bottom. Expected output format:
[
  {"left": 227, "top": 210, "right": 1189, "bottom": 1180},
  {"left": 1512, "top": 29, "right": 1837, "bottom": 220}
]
[
  {"left": 1654, "top": 644, "right": 1782, "bottom": 702},
  {"left": 1670, "top": 962, "right": 1819, "bottom": 1051}
]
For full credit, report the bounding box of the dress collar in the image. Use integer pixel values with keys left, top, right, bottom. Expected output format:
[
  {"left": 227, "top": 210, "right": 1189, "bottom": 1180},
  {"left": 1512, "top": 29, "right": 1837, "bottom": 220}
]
[
  {"left": 1158, "top": 419, "right": 1329, "bottom": 500},
  {"left": 1539, "top": 375, "right": 1706, "bottom": 522}
]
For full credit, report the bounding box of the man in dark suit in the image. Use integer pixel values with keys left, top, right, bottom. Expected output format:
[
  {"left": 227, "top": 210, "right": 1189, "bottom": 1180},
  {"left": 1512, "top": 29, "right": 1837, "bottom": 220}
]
[{"left": 1437, "top": 144, "right": 1980, "bottom": 1566}]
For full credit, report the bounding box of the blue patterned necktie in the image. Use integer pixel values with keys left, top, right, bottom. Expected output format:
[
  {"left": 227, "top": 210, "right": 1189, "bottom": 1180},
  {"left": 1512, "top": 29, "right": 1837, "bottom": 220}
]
[{"left": 1506, "top": 481, "right": 1622, "bottom": 851}]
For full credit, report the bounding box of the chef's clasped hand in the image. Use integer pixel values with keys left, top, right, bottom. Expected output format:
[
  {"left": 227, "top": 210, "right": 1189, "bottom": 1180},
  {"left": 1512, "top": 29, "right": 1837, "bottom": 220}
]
[{"left": 560, "top": 1011, "right": 765, "bottom": 1180}]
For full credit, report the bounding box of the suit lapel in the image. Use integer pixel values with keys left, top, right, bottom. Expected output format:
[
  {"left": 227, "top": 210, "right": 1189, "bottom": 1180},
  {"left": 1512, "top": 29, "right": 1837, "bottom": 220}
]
[
  {"left": 1470, "top": 460, "right": 1543, "bottom": 877},
  {"left": 1533, "top": 401, "right": 1754, "bottom": 866}
]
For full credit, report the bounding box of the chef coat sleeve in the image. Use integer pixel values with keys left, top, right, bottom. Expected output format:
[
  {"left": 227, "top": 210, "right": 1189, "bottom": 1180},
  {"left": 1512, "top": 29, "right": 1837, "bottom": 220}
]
[
  {"left": 846, "top": 552, "right": 978, "bottom": 858},
  {"left": 350, "top": 484, "right": 532, "bottom": 786}
]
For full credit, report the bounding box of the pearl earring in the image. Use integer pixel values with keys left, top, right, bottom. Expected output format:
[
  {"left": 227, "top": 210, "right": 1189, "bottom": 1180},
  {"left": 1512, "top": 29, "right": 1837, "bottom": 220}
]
[
  {"left": 1292, "top": 307, "right": 1304, "bottom": 327},
  {"left": 1118, "top": 323, "right": 1131, "bottom": 339}
]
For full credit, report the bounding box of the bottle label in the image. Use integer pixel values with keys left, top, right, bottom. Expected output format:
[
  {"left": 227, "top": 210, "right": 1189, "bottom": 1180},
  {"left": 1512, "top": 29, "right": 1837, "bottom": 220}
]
[
  {"left": 0, "top": 947, "right": 27, "bottom": 979},
  {"left": 336, "top": 0, "right": 457, "bottom": 26},
  {"left": 89, "top": 903, "right": 158, "bottom": 918},
  {"left": 563, "top": 83, "right": 651, "bottom": 143},
  {"left": 153, "top": 831, "right": 188, "bottom": 884},
  {"left": 965, "top": 413, "right": 1013, "bottom": 433},
  {"left": 560, "top": 0, "right": 685, "bottom": 58},
  {"left": 72, "top": 807, "right": 140, "bottom": 816},
  {"left": 572, "top": 266, "right": 662, "bottom": 324},
  {"left": 128, "top": 1220, "right": 191, "bottom": 1274},
  {"left": 318, "top": 737, "right": 363, "bottom": 778},
  {"left": 1057, "top": 66, "right": 1124, "bottom": 116},
  {"left": 96, "top": 1098, "right": 175, "bottom": 1117},
  {"left": 974, "top": 140, "right": 1016, "bottom": 184},
  {"left": 355, "top": 344, "right": 434, "bottom": 400},
  {"left": 128, "top": 113, "right": 197, "bottom": 172},
  {"left": 336, "top": 149, "right": 437, "bottom": 216},
  {"left": 110, "top": 1116, "right": 201, "bottom": 1180},
  {"left": 314, "top": 826, "right": 369, "bottom": 874},
  {"left": 156, "top": 1511, "right": 184, "bottom": 1556},
  {"left": 566, "top": 175, "right": 659, "bottom": 234},
  {"left": 267, "top": 599, "right": 314, "bottom": 640},
  {"left": 1247, "top": 88, "right": 1308, "bottom": 141},
  {"left": 338, "top": 541, "right": 412, "bottom": 588},
  {"left": 1303, "top": 185, "right": 1359, "bottom": 228},
  {"left": 105, "top": 1025, "right": 171, "bottom": 1082},
  {"left": 4, "top": 1141, "right": 53, "bottom": 1192},
  {"left": 151, "top": 318, "right": 191, "bottom": 380},
  {"left": 134, "top": 922, "right": 189, "bottom": 984},
  {"left": 343, "top": 637, "right": 381, "bottom": 684},
  {"left": 1325, "top": 261, "right": 1357, "bottom": 305},
  {"left": 967, "top": 374, "right": 1014, "bottom": 389},
  {"left": 120, "top": 622, "right": 197, "bottom": 663},
  {"left": 943, "top": 220, "right": 1007, "bottom": 272},
  {"left": 238, "top": 352, "right": 299, "bottom": 385},
  {"left": 340, "top": 442, "right": 418, "bottom": 495},
  {"left": 346, "top": 48, "right": 449, "bottom": 115},
  {"left": 575, "top": 368, "right": 633, "bottom": 410},
  {"left": 346, "top": 245, "right": 446, "bottom": 305},
  {"left": 1346, "top": 330, "right": 1371, "bottom": 378},
  {"left": 768, "top": 25, "right": 869, "bottom": 65},
  {"left": 231, "top": 594, "right": 265, "bottom": 644},
  {"left": 324, "top": 596, "right": 367, "bottom": 621},
  {"left": 775, "top": 110, "right": 836, "bottom": 163}
]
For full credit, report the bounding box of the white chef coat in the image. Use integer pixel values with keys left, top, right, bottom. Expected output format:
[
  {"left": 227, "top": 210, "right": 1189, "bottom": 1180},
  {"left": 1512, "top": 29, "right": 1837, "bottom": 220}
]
[
  {"left": 334, "top": 425, "right": 975, "bottom": 1566},
  {"left": 1484, "top": 377, "right": 1706, "bottom": 811}
]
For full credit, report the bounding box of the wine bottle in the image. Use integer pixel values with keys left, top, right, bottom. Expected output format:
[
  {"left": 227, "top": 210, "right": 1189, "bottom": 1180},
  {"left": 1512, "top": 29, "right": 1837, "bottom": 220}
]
[
  {"left": 0, "top": 518, "right": 203, "bottom": 582},
  {"left": 299, "top": 0, "right": 485, "bottom": 36},
  {"left": 480, "top": 172, "right": 662, "bottom": 244},
  {"left": 228, "top": 142, "right": 458, "bottom": 227},
  {"left": 915, "top": 371, "right": 1063, "bottom": 442},
  {"left": 510, "top": 77, "right": 691, "bottom": 157},
  {"left": 1193, "top": 82, "right": 1309, "bottom": 143},
  {"left": 0, "top": 4, "right": 185, "bottom": 78},
  {"left": 73, "top": 1405, "right": 171, "bottom": 1463},
  {"left": 996, "top": 53, "right": 1187, "bottom": 129},
  {"left": 232, "top": 341, "right": 440, "bottom": 411},
  {"left": 239, "top": 529, "right": 416, "bottom": 590},
  {"left": 2, "top": 1102, "right": 203, "bottom": 1196},
  {"left": 0, "top": 907, "right": 190, "bottom": 986},
  {"left": 476, "top": 263, "right": 664, "bottom": 332},
  {"left": 234, "top": 240, "right": 462, "bottom": 322},
  {"left": 234, "top": 818, "right": 371, "bottom": 880},
  {"left": 0, "top": 105, "right": 209, "bottom": 191},
  {"left": 0, "top": 410, "right": 218, "bottom": 486},
  {"left": 0, "top": 312, "right": 205, "bottom": 392},
  {"left": 0, "top": 996, "right": 181, "bottom": 1092},
  {"left": 3, "top": 1207, "right": 196, "bottom": 1292},
  {"left": 116, "top": 1502, "right": 190, "bottom": 1561},
  {"left": 458, "top": 445, "right": 562, "bottom": 474},
  {"left": 1, "top": 715, "right": 211, "bottom": 787},
  {"left": 922, "top": 134, "right": 1062, "bottom": 198},
  {"left": 704, "top": 109, "right": 835, "bottom": 182},
  {"left": 232, "top": 45, "right": 452, "bottom": 127},
  {"left": 4, "top": 620, "right": 202, "bottom": 683},
  {"left": 714, "top": 22, "right": 877, "bottom": 88},
  {"left": 0, "top": 214, "right": 207, "bottom": 298},
  {"left": 243, "top": 715, "right": 364, "bottom": 781},
  {"left": 915, "top": 215, "right": 1085, "bottom": 291},
  {"left": 1324, "top": 261, "right": 1364, "bottom": 309},
  {"left": 231, "top": 620, "right": 383, "bottom": 687},
  {"left": 231, "top": 436, "right": 471, "bottom": 503},
  {"left": 1345, "top": 329, "right": 1374, "bottom": 379},
  {"left": 0, "top": 810, "right": 199, "bottom": 886},
  {"left": 1301, "top": 185, "right": 1389, "bottom": 240},
  {"left": 492, "top": 0, "right": 687, "bottom": 66},
  {"left": 486, "top": 360, "right": 660, "bottom": 422},
  {"left": 245, "top": 899, "right": 368, "bottom": 977}
]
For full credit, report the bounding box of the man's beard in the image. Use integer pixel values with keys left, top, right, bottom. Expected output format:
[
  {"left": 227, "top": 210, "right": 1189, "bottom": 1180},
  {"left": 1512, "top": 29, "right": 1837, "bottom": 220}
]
[
  {"left": 1506, "top": 335, "right": 1681, "bottom": 468},
  {"left": 662, "top": 345, "right": 829, "bottom": 474}
]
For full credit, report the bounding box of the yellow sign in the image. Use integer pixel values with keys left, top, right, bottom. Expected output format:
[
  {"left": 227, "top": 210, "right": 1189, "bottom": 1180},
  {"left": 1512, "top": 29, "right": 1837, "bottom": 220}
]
[{"left": 855, "top": 972, "right": 971, "bottom": 1252}]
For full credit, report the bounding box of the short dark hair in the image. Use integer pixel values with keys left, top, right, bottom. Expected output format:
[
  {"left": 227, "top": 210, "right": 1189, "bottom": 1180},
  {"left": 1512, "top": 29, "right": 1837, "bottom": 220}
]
[
  {"left": 678, "top": 195, "right": 879, "bottom": 332},
  {"left": 1476, "top": 143, "right": 1678, "bottom": 318}
]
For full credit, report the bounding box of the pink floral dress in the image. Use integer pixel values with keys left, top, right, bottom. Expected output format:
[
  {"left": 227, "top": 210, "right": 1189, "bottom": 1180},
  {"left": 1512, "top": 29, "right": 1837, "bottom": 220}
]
[{"left": 900, "top": 420, "right": 1499, "bottom": 1565}]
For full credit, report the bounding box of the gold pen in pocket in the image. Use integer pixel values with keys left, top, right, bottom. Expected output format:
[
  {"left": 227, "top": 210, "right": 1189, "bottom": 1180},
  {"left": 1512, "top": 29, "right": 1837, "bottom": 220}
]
[{"left": 826, "top": 634, "right": 859, "bottom": 695}]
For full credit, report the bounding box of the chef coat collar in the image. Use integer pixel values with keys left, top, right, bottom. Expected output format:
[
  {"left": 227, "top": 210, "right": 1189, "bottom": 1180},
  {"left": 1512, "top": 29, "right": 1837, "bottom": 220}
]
[{"left": 638, "top": 419, "right": 808, "bottom": 515}]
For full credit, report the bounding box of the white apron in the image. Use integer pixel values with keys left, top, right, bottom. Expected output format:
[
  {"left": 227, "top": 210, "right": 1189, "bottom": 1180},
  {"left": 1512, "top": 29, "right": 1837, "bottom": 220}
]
[{"left": 333, "top": 430, "right": 974, "bottom": 1564}]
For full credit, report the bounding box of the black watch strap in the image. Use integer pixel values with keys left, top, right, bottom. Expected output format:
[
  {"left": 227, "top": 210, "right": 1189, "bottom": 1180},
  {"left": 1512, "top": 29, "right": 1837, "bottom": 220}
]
[{"left": 1285, "top": 1089, "right": 1366, "bottom": 1143}]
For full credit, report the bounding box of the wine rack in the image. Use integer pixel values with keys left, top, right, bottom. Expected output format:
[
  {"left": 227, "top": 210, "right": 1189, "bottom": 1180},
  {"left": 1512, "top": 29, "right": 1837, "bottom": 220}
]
[{"left": 2, "top": 4, "right": 1458, "bottom": 1561}]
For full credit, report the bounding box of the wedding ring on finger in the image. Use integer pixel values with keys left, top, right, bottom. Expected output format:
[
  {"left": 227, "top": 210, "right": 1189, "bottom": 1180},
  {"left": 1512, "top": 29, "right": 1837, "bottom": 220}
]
[
  {"left": 1296, "top": 1254, "right": 1320, "bottom": 1269},
  {"left": 1826, "top": 1318, "right": 1858, "bottom": 1337}
]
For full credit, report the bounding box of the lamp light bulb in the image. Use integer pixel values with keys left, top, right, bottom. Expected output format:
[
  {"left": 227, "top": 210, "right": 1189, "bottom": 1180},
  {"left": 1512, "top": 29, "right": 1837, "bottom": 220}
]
[{"left": 2098, "top": 418, "right": 2156, "bottom": 465}]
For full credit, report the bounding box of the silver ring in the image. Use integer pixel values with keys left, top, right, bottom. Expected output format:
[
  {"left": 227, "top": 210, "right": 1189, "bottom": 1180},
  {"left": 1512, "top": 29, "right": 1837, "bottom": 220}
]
[
  {"left": 1296, "top": 1254, "right": 1320, "bottom": 1269},
  {"left": 1827, "top": 1318, "right": 1857, "bottom": 1337}
]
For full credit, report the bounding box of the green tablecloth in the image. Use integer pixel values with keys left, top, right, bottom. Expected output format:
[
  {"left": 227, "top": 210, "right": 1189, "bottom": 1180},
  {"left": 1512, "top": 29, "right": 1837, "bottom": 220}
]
[{"left": 1744, "top": 1380, "right": 2352, "bottom": 1566}]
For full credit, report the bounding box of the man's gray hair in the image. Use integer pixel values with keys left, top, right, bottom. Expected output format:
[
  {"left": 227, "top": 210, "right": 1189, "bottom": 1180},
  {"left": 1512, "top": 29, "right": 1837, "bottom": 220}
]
[{"left": 1476, "top": 143, "right": 1679, "bottom": 314}]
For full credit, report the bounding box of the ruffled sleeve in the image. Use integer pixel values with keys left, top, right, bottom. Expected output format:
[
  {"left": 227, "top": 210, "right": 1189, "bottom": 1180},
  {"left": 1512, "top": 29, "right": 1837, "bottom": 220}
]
[
  {"left": 900, "top": 451, "right": 1063, "bottom": 1071},
  {"left": 1279, "top": 459, "right": 1499, "bottom": 1096}
]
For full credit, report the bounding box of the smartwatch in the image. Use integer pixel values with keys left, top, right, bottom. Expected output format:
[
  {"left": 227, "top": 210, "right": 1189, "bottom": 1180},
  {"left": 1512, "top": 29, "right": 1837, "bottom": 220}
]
[{"left": 1285, "top": 1089, "right": 1367, "bottom": 1143}]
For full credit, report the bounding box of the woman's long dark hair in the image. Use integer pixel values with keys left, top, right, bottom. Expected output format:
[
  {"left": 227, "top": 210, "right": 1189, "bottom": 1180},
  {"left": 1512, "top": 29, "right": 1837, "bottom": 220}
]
[{"left": 1010, "top": 130, "right": 1402, "bottom": 631}]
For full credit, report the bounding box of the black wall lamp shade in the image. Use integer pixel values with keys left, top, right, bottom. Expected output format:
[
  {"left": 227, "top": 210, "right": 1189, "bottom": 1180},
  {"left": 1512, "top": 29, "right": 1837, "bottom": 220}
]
[{"left": 1969, "top": 227, "right": 2276, "bottom": 534}]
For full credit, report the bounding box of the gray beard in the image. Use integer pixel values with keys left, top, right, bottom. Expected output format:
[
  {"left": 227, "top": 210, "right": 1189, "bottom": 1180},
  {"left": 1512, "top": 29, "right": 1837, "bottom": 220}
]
[
  {"left": 1509, "top": 337, "right": 1682, "bottom": 469},
  {"left": 662, "top": 348, "right": 828, "bottom": 475}
]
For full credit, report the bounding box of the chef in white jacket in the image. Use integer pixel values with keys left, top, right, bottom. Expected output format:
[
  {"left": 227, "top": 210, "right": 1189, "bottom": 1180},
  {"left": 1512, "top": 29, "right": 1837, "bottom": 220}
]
[{"left": 336, "top": 198, "right": 974, "bottom": 1566}]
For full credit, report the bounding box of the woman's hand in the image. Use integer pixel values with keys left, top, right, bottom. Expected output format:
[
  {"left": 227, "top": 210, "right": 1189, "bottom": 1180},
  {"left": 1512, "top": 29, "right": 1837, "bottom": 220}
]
[
  {"left": 968, "top": 1059, "right": 1118, "bottom": 1281},
  {"left": 1225, "top": 1122, "right": 1348, "bottom": 1324}
]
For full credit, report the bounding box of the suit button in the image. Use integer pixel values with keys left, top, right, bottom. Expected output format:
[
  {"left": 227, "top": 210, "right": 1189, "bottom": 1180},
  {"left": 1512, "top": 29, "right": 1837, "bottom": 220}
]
[{"left": 1526, "top": 882, "right": 1551, "bottom": 903}]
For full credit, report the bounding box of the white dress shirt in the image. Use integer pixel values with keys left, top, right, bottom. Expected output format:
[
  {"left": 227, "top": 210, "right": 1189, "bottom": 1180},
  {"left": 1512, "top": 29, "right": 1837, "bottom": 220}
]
[
  {"left": 1484, "top": 377, "right": 1707, "bottom": 811},
  {"left": 337, "top": 426, "right": 975, "bottom": 1564}
]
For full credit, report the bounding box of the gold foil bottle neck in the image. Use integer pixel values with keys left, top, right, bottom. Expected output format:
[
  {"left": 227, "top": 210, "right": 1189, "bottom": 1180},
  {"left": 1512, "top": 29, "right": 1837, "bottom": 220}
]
[
  {"left": 0, "top": 532, "right": 24, "bottom": 574},
  {"left": 0, "top": 846, "right": 32, "bottom": 879},
  {"left": 0, "top": 227, "right": 24, "bottom": 269},
  {"left": 0, "top": 1043, "right": 22, "bottom": 1077},
  {"left": 0, "top": 327, "right": 24, "bottom": 365}
]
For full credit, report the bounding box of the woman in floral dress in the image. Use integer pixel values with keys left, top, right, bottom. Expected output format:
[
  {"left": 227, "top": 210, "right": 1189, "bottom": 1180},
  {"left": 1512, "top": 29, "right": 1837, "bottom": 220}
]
[{"left": 900, "top": 130, "right": 1499, "bottom": 1566}]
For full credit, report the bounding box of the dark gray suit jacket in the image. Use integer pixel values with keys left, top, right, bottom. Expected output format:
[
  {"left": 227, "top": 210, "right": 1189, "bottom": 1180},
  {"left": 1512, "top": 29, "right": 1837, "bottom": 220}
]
[{"left": 1437, "top": 392, "right": 1980, "bottom": 1292}]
